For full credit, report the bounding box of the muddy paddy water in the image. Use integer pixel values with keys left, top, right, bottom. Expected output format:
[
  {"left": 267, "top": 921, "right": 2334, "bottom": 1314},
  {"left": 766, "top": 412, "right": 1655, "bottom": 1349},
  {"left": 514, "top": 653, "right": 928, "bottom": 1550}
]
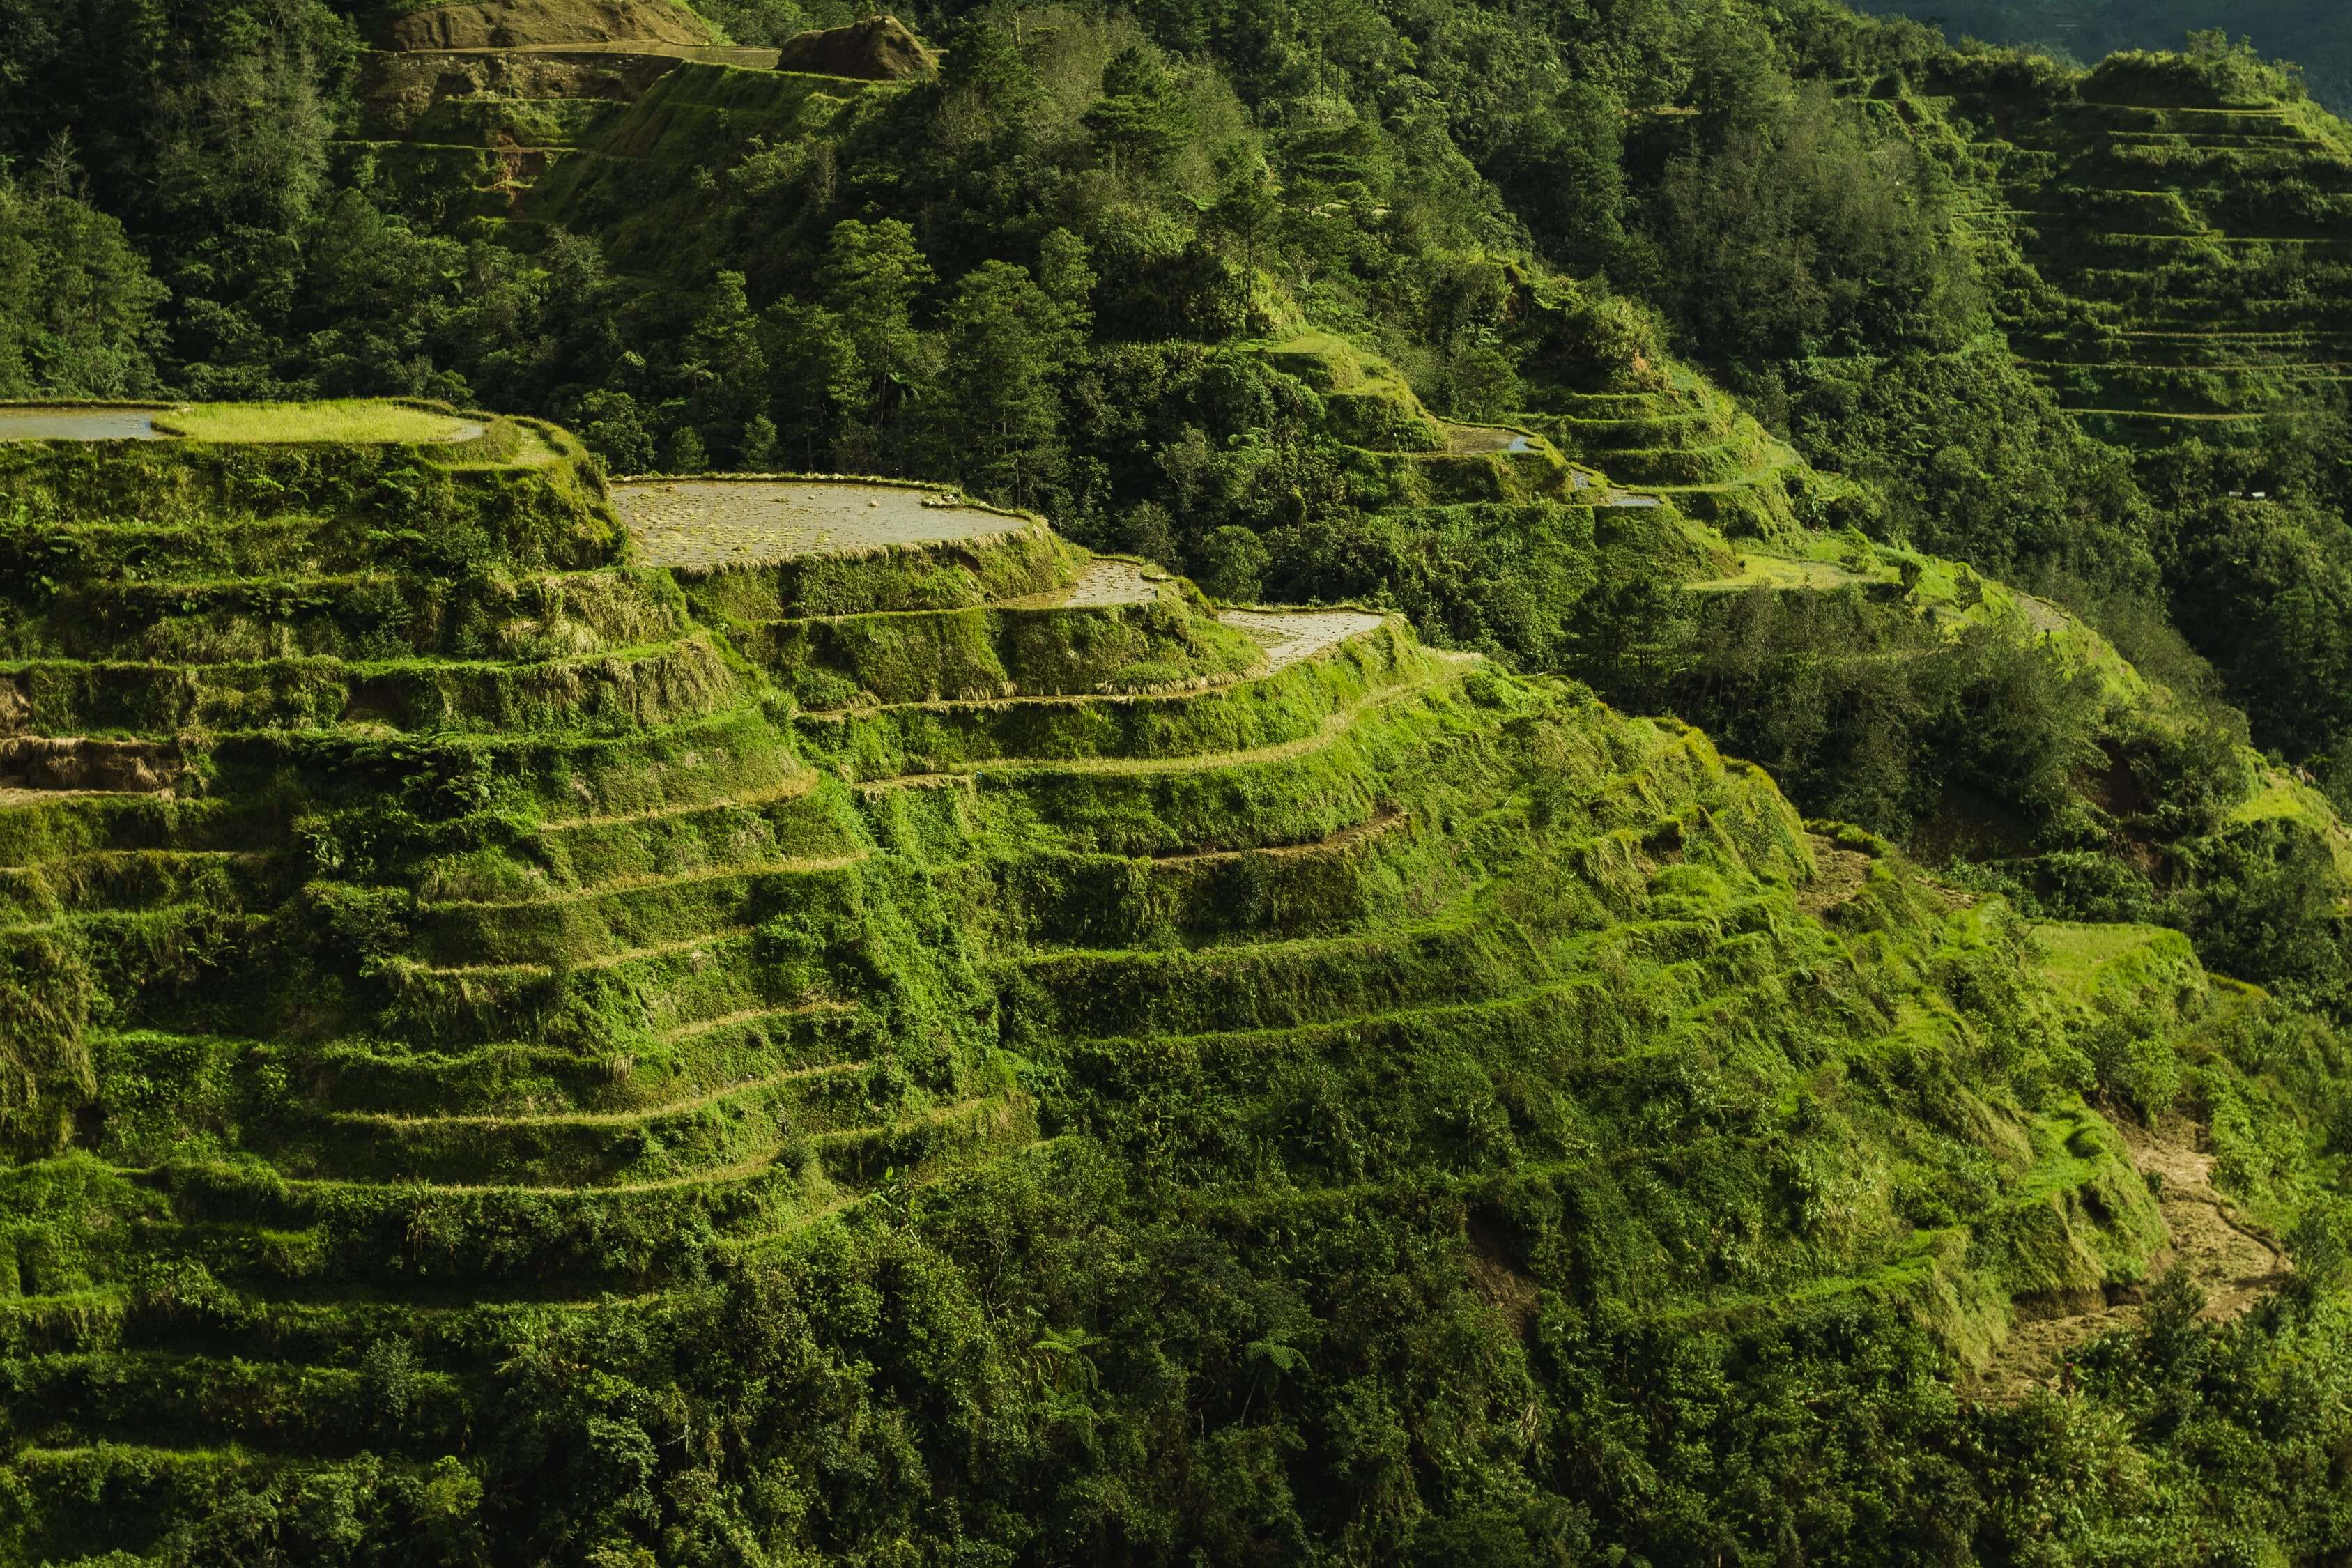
[
  {"left": 0, "top": 408, "right": 167, "bottom": 440},
  {"left": 1222, "top": 608, "right": 1390, "bottom": 670},
  {"left": 614, "top": 479, "right": 1021, "bottom": 568}
]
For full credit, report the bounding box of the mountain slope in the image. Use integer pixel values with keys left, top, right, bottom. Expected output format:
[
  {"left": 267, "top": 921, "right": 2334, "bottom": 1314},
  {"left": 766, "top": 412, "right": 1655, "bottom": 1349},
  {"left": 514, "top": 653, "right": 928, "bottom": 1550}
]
[{"left": 0, "top": 407, "right": 2279, "bottom": 1564}]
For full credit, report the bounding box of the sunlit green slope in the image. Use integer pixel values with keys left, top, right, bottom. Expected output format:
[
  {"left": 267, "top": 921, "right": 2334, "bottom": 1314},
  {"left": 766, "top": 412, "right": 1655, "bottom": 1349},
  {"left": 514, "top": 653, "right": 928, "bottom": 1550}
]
[{"left": 0, "top": 407, "right": 2250, "bottom": 1560}]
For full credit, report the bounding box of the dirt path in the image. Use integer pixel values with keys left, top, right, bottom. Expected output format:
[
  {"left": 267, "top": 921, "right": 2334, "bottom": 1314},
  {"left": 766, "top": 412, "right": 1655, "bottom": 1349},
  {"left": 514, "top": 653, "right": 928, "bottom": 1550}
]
[
  {"left": 1976, "top": 1116, "right": 2290, "bottom": 1399},
  {"left": 2123, "top": 1121, "right": 2291, "bottom": 1321}
]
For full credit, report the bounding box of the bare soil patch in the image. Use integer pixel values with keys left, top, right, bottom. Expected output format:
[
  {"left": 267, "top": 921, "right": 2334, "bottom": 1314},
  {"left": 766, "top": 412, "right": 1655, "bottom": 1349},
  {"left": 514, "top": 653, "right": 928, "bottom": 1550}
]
[
  {"left": 1466, "top": 1216, "right": 1541, "bottom": 1337},
  {"left": 2011, "top": 591, "right": 2071, "bottom": 635},
  {"left": 1975, "top": 1116, "right": 2290, "bottom": 1401},
  {"left": 0, "top": 739, "right": 184, "bottom": 794},
  {"left": 1796, "top": 832, "right": 1875, "bottom": 915}
]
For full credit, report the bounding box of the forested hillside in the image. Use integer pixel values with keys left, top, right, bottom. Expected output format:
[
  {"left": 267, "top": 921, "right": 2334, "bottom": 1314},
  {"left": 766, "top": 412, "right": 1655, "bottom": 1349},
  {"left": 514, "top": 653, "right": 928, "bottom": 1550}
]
[
  {"left": 7, "top": 0, "right": 2352, "bottom": 1560},
  {"left": 1867, "top": 1, "right": 2352, "bottom": 114}
]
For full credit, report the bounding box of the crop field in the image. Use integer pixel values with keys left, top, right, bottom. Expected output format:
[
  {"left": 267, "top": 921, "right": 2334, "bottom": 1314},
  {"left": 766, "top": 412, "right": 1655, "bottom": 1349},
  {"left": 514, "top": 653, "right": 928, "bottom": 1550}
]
[
  {"left": 1221, "top": 607, "right": 1394, "bottom": 670},
  {"left": 24, "top": 0, "right": 2352, "bottom": 1551},
  {"left": 1932, "top": 57, "right": 2352, "bottom": 440},
  {"left": 613, "top": 477, "right": 1027, "bottom": 567},
  {"left": 0, "top": 403, "right": 2248, "bottom": 1564},
  {"left": 0, "top": 402, "right": 553, "bottom": 449},
  {"left": 1001, "top": 557, "right": 1169, "bottom": 607},
  {"left": 147, "top": 399, "right": 489, "bottom": 443},
  {"left": 0, "top": 408, "right": 170, "bottom": 440}
]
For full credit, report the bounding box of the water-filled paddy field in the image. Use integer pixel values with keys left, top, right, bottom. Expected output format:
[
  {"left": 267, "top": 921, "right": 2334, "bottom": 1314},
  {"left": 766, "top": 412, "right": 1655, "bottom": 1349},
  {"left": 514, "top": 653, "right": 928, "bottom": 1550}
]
[
  {"left": 0, "top": 408, "right": 167, "bottom": 440},
  {"left": 614, "top": 478, "right": 1025, "bottom": 566}
]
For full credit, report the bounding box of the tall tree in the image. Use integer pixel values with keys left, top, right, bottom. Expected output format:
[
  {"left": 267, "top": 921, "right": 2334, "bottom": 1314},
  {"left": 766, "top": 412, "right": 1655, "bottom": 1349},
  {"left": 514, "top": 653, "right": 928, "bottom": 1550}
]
[
  {"left": 675, "top": 270, "right": 769, "bottom": 465},
  {"left": 813, "top": 218, "right": 935, "bottom": 440},
  {"left": 1084, "top": 45, "right": 1194, "bottom": 181},
  {"left": 921, "top": 261, "right": 1079, "bottom": 509},
  {"left": 0, "top": 169, "right": 168, "bottom": 397}
]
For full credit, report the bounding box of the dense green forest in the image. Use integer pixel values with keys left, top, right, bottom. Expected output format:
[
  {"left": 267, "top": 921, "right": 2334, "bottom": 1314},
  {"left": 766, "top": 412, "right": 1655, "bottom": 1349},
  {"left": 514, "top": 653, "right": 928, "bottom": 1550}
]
[{"left": 8, "top": 0, "right": 2352, "bottom": 1560}]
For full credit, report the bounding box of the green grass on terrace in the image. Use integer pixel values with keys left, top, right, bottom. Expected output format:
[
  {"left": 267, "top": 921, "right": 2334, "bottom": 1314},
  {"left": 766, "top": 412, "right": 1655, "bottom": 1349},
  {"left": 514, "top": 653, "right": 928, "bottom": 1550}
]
[
  {"left": 1685, "top": 553, "right": 1893, "bottom": 592},
  {"left": 2232, "top": 769, "right": 2352, "bottom": 882},
  {"left": 2031, "top": 920, "right": 2185, "bottom": 990},
  {"left": 150, "top": 401, "right": 487, "bottom": 445}
]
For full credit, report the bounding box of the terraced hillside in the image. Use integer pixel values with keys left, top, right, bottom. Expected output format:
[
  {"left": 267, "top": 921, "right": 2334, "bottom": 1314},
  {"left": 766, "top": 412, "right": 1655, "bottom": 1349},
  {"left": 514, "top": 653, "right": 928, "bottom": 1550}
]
[
  {"left": 526, "top": 60, "right": 893, "bottom": 265},
  {"left": 1506, "top": 289, "right": 1827, "bottom": 539},
  {"left": 1935, "top": 50, "right": 2352, "bottom": 443},
  {"left": 346, "top": 6, "right": 948, "bottom": 244},
  {"left": 1250, "top": 308, "right": 1826, "bottom": 587},
  {"left": 346, "top": 0, "right": 785, "bottom": 237},
  {"left": 0, "top": 406, "right": 2258, "bottom": 1558}
]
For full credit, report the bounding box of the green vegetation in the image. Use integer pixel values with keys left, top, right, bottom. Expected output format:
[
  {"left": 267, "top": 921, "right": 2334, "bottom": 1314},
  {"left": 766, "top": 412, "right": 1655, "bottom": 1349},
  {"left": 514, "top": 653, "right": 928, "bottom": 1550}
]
[
  {"left": 0, "top": 420, "right": 2270, "bottom": 1562},
  {"left": 1875, "top": 3, "right": 2352, "bottom": 115},
  {"left": 146, "top": 399, "right": 489, "bottom": 445},
  {"left": 14, "top": 0, "right": 2352, "bottom": 1559},
  {"left": 0, "top": 399, "right": 2318, "bottom": 1564}
]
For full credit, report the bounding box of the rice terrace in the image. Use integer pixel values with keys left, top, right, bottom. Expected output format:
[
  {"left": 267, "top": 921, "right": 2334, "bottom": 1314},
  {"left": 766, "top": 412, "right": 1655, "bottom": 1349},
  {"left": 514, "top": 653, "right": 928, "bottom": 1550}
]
[{"left": 13, "top": 0, "right": 2352, "bottom": 1560}]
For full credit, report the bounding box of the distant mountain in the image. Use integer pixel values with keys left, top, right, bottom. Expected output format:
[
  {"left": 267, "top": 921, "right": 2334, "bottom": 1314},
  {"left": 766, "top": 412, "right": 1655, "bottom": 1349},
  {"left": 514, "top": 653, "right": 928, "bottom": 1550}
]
[{"left": 1876, "top": 1, "right": 2352, "bottom": 109}]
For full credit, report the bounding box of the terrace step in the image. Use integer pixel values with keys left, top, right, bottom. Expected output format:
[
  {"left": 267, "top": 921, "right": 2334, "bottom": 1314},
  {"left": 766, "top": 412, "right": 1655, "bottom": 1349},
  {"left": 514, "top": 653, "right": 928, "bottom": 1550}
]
[
  {"left": 855, "top": 658, "right": 1476, "bottom": 794},
  {"left": 0, "top": 633, "right": 744, "bottom": 737},
  {"left": 259, "top": 1089, "right": 1027, "bottom": 1199},
  {"left": 794, "top": 617, "right": 1412, "bottom": 780},
  {"left": 281, "top": 1001, "right": 869, "bottom": 1116},
  {"left": 403, "top": 851, "right": 870, "bottom": 967},
  {"left": 1, "top": 1348, "right": 469, "bottom": 1457},
  {"left": 280, "top": 1059, "right": 882, "bottom": 1187}
]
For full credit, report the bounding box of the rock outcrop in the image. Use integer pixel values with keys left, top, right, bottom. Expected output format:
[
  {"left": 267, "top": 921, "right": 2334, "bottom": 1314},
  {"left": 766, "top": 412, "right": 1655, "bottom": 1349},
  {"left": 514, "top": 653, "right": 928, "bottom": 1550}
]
[{"left": 773, "top": 13, "right": 938, "bottom": 79}]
